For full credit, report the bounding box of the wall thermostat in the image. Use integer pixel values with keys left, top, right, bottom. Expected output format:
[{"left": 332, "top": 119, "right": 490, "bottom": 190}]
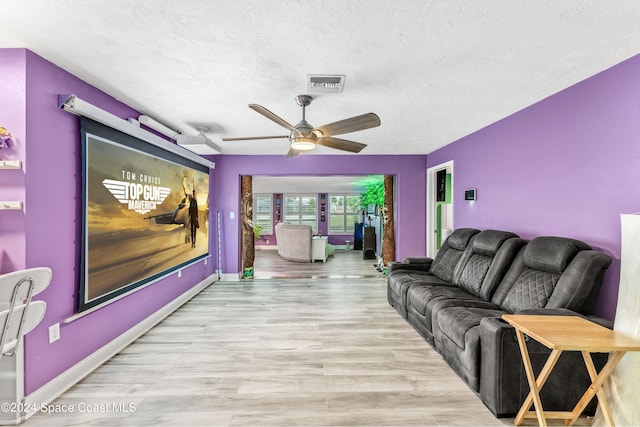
[{"left": 464, "top": 188, "right": 477, "bottom": 201}]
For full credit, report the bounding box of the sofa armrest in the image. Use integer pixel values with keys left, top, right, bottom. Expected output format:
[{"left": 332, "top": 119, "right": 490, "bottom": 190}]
[
  {"left": 404, "top": 257, "right": 433, "bottom": 264},
  {"left": 387, "top": 258, "right": 433, "bottom": 274},
  {"left": 479, "top": 314, "right": 608, "bottom": 417}
]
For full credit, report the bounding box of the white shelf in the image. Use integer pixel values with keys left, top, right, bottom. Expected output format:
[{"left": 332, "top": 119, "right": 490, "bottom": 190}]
[
  {"left": 0, "top": 160, "right": 22, "bottom": 170},
  {"left": 0, "top": 201, "right": 22, "bottom": 210}
]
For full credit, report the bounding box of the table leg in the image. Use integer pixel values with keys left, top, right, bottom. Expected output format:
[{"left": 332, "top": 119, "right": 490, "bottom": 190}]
[
  {"left": 513, "top": 329, "right": 563, "bottom": 427},
  {"left": 565, "top": 351, "right": 626, "bottom": 427}
]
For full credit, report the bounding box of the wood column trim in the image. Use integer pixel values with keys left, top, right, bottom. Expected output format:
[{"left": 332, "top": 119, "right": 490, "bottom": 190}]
[
  {"left": 241, "top": 175, "right": 255, "bottom": 276},
  {"left": 382, "top": 175, "right": 396, "bottom": 265}
]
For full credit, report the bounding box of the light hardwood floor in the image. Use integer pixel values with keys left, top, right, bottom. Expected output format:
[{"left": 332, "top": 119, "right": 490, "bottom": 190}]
[{"left": 23, "top": 251, "right": 588, "bottom": 426}]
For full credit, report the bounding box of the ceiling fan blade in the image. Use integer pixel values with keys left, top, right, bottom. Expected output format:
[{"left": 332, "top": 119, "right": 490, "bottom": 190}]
[
  {"left": 222, "top": 135, "right": 287, "bottom": 141},
  {"left": 286, "top": 148, "right": 301, "bottom": 158},
  {"left": 316, "top": 136, "right": 367, "bottom": 153},
  {"left": 249, "top": 104, "right": 298, "bottom": 132},
  {"left": 314, "top": 113, "right": 380, "bottom": 137}
]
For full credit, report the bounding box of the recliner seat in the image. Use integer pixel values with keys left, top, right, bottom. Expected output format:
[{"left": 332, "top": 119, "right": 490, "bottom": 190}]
[
  {"left": 406, "top": 229, "right": 525, "bottom": 344},
  {"left": 387, "top": 228, "right": 480, "bottom": 318}
]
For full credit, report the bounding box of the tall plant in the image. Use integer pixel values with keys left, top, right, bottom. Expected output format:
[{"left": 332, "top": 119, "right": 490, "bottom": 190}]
[{"left": 360, "top": 181, "right": 384, "bottom": 212}]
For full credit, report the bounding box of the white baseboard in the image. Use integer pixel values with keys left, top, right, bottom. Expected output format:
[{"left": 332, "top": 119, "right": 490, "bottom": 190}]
[
  {"left": 21, "top": 275, "right": 216, "bottom": 422},
  {"left": 218, "top": 273, "right": 241, "bottom": 282}
]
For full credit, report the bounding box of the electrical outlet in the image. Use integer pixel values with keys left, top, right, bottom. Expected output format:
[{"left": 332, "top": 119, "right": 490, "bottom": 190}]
[
  {"left": 48, "top": 323, "right": 60, "bottom": 343},
  {"left": 204, "top": 258, "right": 207, "bottom": 265},
  {"left": 178, "top": 270, "right": 182, "bottom": 278}
]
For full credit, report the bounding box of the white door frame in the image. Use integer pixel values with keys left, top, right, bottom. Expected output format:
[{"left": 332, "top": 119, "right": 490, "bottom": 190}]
[{"left": 426, "top": 160, "right": 454, "bottom": 258}]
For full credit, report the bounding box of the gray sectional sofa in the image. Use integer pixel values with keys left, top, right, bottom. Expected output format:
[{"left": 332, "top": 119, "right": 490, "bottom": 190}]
[{"left": 387, "top": 228, "right": 613, "bottom": 417}]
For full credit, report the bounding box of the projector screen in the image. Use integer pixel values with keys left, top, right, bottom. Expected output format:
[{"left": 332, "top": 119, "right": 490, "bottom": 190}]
[{"left": 79, "top": 118, "right": 210, "bottom": 312}]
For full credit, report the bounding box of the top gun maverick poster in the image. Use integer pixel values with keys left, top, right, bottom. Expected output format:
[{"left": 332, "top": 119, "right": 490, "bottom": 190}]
[{"left": 80, "top": 125, "right": 209, "bottom": 311}]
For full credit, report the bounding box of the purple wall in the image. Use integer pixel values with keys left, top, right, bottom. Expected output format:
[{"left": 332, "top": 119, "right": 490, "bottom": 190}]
[
  {"left": 0, "top": 49, "right": 213, "bottom": 394},
  {"left": 427, "top": 53, "right": 640, "bottom": 321},
  {"left": 207, "top": 155, "right": 427, "bottom": 273}
]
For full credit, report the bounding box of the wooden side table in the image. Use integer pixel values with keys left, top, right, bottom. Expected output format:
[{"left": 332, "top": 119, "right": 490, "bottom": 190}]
[{"left": 502, "top": 314, "right": 640, "bottom": 427}]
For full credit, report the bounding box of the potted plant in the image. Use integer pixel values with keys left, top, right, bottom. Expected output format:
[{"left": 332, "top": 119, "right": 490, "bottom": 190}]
[{"left": 253, "top": 223, "right": 263, "bottom": 240}]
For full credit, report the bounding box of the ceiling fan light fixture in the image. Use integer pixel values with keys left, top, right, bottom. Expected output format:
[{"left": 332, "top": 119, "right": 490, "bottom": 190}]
[{"left": 291, "top": 136, "right": 316, "bottom": 151}]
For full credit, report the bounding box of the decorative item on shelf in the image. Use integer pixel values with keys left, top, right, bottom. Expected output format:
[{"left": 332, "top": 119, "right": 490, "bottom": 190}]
[
  {"left": 274, "top": 194, "right": 282, "bottom": 222},
  {"left": 0, "top": 126, "right": 15, "bottom": 149}
]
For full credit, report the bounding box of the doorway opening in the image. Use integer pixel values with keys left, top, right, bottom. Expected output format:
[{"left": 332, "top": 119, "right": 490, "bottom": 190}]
[{"left": 426, "top": 161, "right": 454, "bottom": 258}]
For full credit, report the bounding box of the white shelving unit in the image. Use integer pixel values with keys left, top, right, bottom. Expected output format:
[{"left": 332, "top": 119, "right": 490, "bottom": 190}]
[
  {"left": 0, "top": 160, "right": 22, "bottom": 170},
  {"left": 312, "top": 236, "right": 328, "bottom": 263}
]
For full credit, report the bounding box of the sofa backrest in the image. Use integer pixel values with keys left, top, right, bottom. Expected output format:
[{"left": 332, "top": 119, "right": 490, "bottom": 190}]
[
  {"left": 275, "top": 223, "right": 313, "bottom": 262},
  {"left": 429, "top": 228, "right": 480, "bottom": 282},
  {"left": 491, "top": 236, "right": 612, "bottom": 314},
  {"left": 451, "top": 230, "right": 526, "bottom": 301}
]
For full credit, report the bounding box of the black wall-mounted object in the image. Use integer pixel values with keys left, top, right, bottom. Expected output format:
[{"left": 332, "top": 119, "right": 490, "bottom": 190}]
[
  {"left": 464, "top": 188, "right": 477, "bottom": 201},
  {"left": 436, "top": 169, "right": 447, "bottom": 202}
]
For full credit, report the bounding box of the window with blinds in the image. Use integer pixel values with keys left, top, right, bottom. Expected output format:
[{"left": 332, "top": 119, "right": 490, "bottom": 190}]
[
  {"left": 283, "top": 194, "right": 317, "bottom": 232},
  {"left": 329, "top": 194, "right": 361, "bottom": 234},
  {"left": 252, "top": 194, "right": 273, "bottom": 235}
]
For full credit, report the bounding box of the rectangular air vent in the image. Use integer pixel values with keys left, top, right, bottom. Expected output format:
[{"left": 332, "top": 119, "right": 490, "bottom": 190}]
[{"left": 307, "top": 74, "right": 346, "bottom": 93}]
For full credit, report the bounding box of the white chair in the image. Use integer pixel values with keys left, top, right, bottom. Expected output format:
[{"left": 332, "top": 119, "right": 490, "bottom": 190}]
[{"left": 0, "top": 267, "right": 51, "bottom": 359}]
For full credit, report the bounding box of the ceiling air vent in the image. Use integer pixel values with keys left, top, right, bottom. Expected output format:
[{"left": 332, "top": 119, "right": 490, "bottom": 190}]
[{"left": 307, "top": 74, "right": 346, "bottom": 93}]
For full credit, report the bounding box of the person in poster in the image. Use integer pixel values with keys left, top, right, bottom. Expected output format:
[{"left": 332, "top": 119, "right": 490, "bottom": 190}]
[{"left": 189, "top": 190, "right": 199, "bottom": 248}]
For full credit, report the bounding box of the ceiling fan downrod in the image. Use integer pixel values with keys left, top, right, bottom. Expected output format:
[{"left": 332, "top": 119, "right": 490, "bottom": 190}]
[{"left": 293, "top": 95, "right": 314, "bottom": 136}]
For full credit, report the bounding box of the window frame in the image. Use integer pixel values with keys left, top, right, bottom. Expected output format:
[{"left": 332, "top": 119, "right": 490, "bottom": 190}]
[
  {"left": 252, "top": 193, "right": 273, "bottom": 236},
  {"left": 283, "top": 193, "right": 318, "bottom": 233},
  {"left": 328, "top": 193, "right": 361, "bottom": 235}
]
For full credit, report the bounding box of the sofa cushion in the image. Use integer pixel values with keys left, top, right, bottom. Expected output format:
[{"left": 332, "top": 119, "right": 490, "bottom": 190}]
[
  {"left": 501, "top": 268, "right": 560, "bottom": 313},
  {"left": 407, "top": 284, "right": 479, "bottom": 333},
  {"left": 472, "top": 230, "right": 518, "bottom": 257},
  {"left": 434, "top": 305, "right": 506, "bottom": 391},
  {"left": 437, "top": 306, "right": 506, "bottom": 350},
  {"left": 522, "top": 237, "right": 590, "bottom": 273},
  {"left": 387, "top": 271, "right": 449, "bottom": 319},
  {"left": 447, "top": 228, "right": 481, "bottom": 251},
  {"left": 452, "top": 231, "right": 525, "bottom": 300},
  {"left": 456, "top": 254, "right": 493, "bottom": 297},
  {"left": 430, "top": 249, "right": 464, "bottom": 282},
  {"left": 429, "top": 228, "right": 480, "bottom": 282}
]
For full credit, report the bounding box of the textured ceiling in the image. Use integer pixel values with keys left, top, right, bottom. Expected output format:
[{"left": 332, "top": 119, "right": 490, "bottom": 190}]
[{"left": 2, "top": 1, "right": 640, "bottom": 157}]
